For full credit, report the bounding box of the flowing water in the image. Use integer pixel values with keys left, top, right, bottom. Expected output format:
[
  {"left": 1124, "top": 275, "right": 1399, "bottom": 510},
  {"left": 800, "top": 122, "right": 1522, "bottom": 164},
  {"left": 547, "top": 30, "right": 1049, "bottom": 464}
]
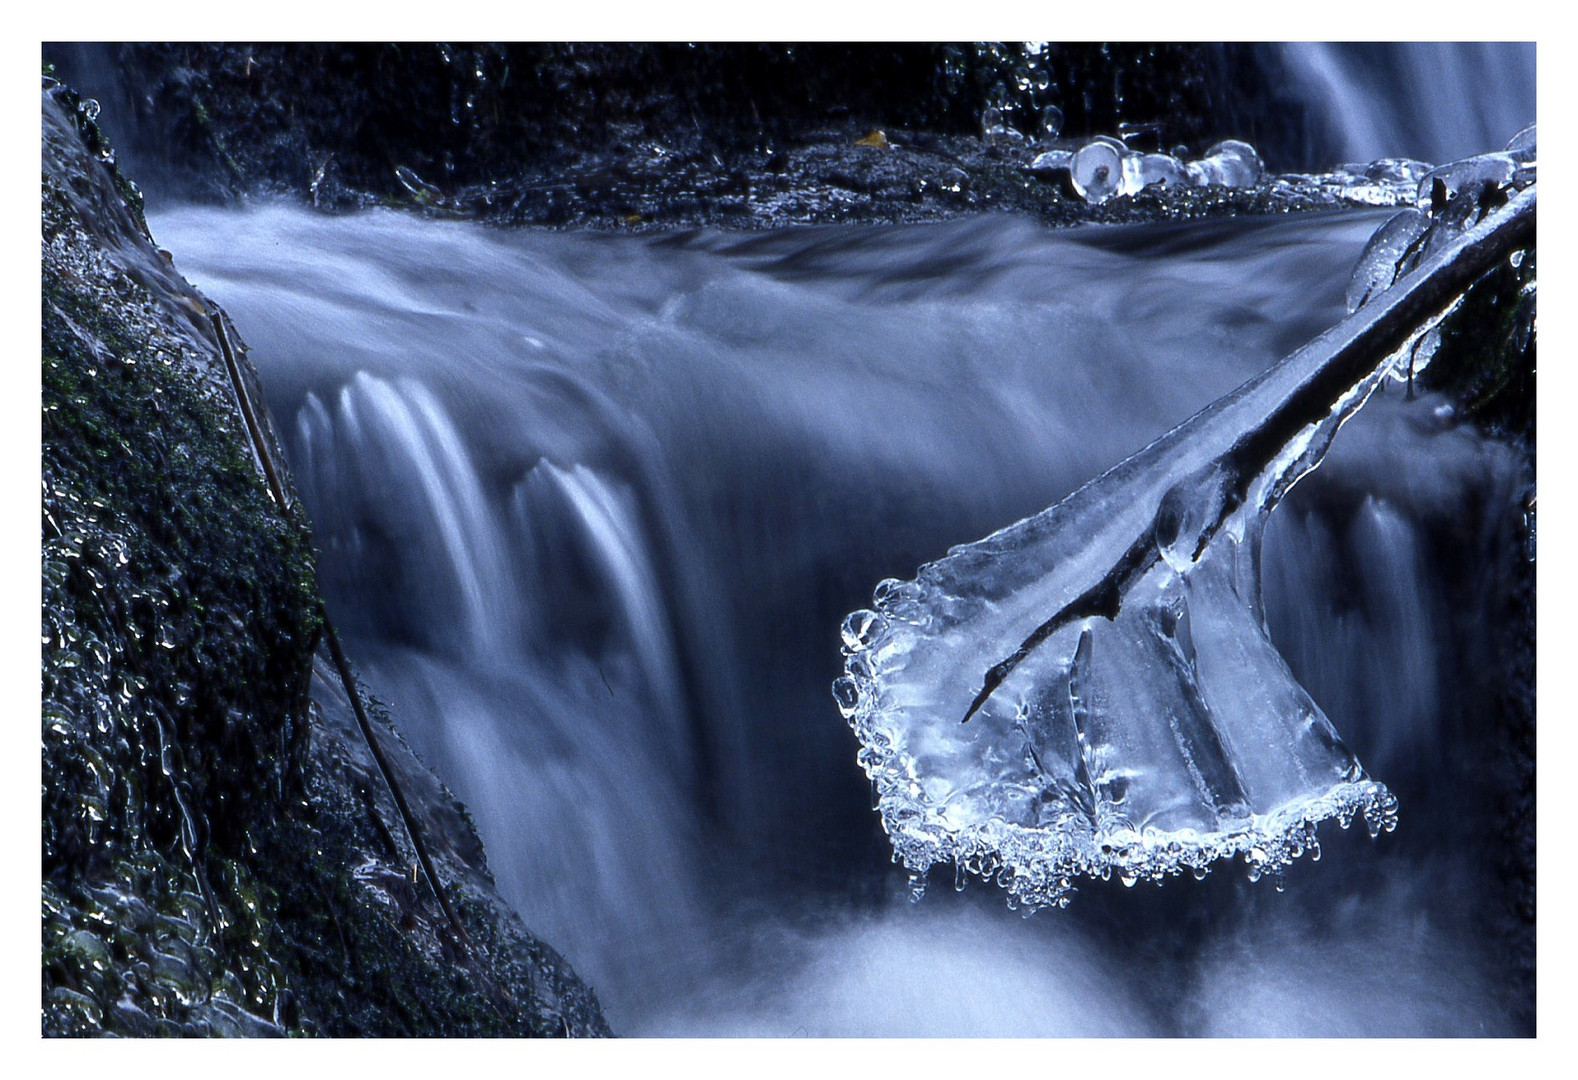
[
  {"left": 148, "top": 200, "right": 1530, "bottom": 1035},
  {"left": 1278, "top": 42, "right": 1537, "bottom": 167}
]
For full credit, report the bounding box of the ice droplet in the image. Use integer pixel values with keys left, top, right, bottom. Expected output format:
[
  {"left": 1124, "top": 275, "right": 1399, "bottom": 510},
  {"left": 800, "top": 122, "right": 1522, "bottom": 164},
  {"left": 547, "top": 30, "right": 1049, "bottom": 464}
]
[
  {"left": 1188, "top": 140, "right": 1264, "bottom": 189},
  {"left": 1137, "top": 152, "right": 1188, "bottom": 190},
  {"left": 1040, "top": 105, "right": 1064, "bottom": 140},
  {"left": 1071, "top": 141, "right": 1124, "bottom": 204}
]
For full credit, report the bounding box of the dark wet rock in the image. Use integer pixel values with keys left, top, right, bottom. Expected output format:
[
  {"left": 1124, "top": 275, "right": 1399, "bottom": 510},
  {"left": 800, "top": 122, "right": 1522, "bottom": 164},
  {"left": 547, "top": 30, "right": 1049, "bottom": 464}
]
[
  {"left": 44, "top": 43, "right": 1381, "bottom": 232},
  {"left": 41, "top": 77, "right": 609, "bottom": 1037}
]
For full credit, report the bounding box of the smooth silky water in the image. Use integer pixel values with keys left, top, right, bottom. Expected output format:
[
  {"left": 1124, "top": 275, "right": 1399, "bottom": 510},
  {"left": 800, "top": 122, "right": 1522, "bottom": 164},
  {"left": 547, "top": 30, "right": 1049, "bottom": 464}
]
[{"left": 148, "top": 200, "right": 1527, "bottom": 1035}]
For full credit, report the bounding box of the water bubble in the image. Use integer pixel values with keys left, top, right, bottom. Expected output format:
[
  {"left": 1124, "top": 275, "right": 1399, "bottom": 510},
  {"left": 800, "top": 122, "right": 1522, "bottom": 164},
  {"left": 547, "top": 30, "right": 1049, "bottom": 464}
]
[
  {"left": 939, "top": 167, "right": 968, "bottom": 195},
  {"left": 82, "top": 99, "right": 100, "bottom": 121}
]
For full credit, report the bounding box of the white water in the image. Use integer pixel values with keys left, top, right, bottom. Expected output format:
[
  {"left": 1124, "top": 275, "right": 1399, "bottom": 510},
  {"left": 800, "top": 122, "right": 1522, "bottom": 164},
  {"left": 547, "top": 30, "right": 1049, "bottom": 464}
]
[
  {"left": 150, "top": 202, "right": 1527, "bottom": 1035},
  {"left": 1280, "top": 43, "right": 1536, "bottom": 166}
]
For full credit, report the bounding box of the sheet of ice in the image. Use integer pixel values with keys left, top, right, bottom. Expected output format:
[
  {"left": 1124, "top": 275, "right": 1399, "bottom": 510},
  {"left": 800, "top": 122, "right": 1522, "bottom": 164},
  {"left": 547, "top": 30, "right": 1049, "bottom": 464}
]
[{"left": 837, "top": 185, "right": 1533, "bottom": 910}]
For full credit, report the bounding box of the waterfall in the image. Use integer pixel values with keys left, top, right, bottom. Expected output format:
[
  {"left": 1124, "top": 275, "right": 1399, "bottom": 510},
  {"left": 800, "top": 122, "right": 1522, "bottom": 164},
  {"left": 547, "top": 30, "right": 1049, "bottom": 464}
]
[
  {"left": 150, "top": 201, "right": 1528, "bottom": 1035},
  {"left": 1278, "top": 42, "right": 1535, "bottom": 166}
]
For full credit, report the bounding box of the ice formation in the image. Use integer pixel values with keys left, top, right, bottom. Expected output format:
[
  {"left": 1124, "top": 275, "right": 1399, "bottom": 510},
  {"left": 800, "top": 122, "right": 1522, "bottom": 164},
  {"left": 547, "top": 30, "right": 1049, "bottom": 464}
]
[
  {"left": 837, "top": 182, "right": 1534, "bottom": 910},
  {"left": 1048, "top": 135, "right": 1264, "bottom": 204}
]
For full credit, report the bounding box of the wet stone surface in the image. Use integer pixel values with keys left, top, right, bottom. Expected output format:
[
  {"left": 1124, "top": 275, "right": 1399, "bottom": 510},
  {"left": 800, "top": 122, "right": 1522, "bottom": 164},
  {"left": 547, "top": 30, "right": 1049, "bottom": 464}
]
[
  {"left": 49, "top": 42, "right": 1410, "bottom": 233},
  {"left": 41, "top": 78, "right": 609, "bottom": 1038}
]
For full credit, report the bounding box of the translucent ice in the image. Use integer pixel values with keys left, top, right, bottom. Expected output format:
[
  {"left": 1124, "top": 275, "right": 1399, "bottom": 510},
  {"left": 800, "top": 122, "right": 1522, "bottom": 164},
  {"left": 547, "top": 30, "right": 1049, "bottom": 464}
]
[
  {"left": 1137, "top": 153, "right": 1189, "bottom": 190},
  {"left": 1040, "top": 105, "right": 1065, "bottom": 141},
  {"left": 1505, "top": 124, "right": 1536, "bottom": 164},
  {"left": 1187, "top": 140, "right": 1265, "bottom": 189},
  {"left": 1028, "top": 149, "right": 1073, "bottom": 177},
  {"left": 837, "top": 184, "right": 1533, "bottom": 911},
  {"left": 1346, "top": 209, "right": 1429, "bottom": 313},
  {"left": 1070, "top": 141, "right": 1125, "bottom": 204},
  {"left": 1414, "top": 153, "right": 1516, "bottom": 210}
]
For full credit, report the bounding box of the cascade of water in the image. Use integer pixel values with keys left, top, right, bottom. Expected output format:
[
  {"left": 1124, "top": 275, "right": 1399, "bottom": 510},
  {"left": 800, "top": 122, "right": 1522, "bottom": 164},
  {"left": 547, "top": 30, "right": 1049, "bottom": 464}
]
[
  {"left": 1278, "top": 43, "right": 1535, "bottom": 167},
  {"left": 150, "top": 202, "right": 1528, "bottom": 1035}
]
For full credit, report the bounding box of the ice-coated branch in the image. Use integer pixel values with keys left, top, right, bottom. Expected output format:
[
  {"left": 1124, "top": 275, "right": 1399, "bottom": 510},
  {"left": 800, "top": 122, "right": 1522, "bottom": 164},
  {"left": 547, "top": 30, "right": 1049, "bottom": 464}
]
[
  {"left": 961, "top": 185, "right": 1535, "bottom": 726},
  {"left": 836, "top": 183, "right": 1533, "bottom": 911}
]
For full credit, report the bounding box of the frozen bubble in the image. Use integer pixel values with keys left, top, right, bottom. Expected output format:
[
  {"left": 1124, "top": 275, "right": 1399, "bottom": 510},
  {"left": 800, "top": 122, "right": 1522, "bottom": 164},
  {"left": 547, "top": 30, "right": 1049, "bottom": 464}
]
[
  {"left": 1071, "top": 140, "right": 1124, "bottom": 204},
  {"left": 1346, "top": 208, "right": 1430, "bottom": 313},
  {"left": 1505, "top": 124, "right": 1536, "bottom": 163}
]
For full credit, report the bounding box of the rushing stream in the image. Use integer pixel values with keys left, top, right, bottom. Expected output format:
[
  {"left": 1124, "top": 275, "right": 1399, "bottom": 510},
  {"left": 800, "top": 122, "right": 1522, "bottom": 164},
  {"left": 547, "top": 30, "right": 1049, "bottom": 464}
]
[{"left": 148, "top": 200, "right": 1529, "bottom": 1035}]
